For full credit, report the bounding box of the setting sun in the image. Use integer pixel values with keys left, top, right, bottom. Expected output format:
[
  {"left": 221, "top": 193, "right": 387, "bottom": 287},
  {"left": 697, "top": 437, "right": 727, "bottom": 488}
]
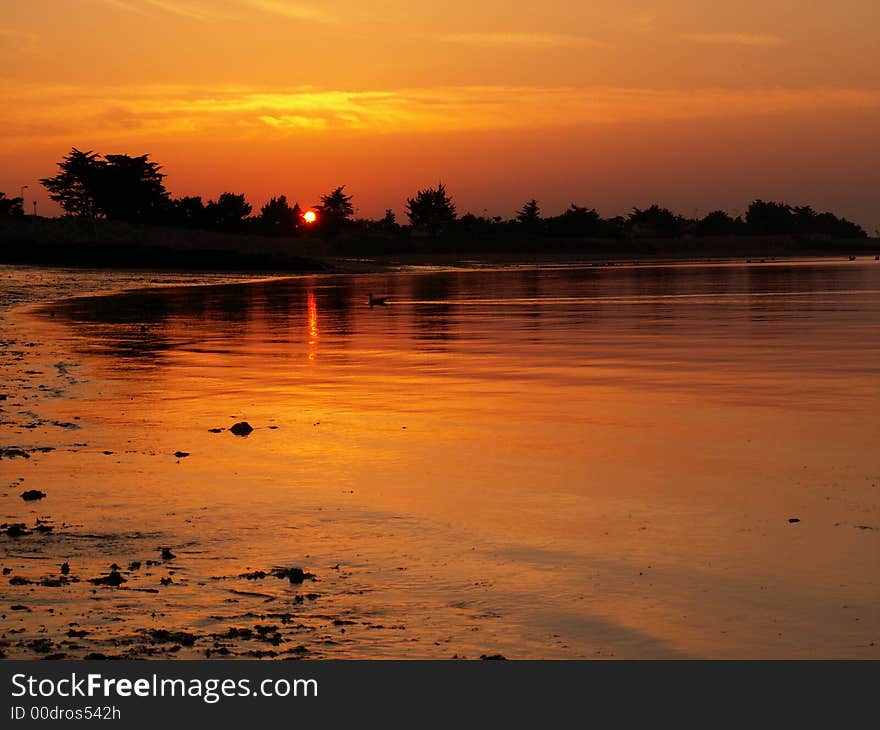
[{"left": 303, "top": 210, "right": 317, "bottom": 224}]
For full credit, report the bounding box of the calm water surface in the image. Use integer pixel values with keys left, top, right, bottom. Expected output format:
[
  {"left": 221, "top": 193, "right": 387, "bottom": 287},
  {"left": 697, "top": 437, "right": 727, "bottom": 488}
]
[{"left": 2, "top": 261, "right": 878, "bottom": 658}]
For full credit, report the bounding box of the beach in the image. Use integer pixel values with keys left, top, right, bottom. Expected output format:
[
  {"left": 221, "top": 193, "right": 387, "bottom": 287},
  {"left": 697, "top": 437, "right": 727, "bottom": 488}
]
[{"left": 1, "top": 259, "right": 878, "bottom": 659}]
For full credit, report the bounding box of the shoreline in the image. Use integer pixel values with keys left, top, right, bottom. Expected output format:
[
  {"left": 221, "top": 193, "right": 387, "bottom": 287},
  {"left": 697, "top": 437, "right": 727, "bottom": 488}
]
[
  {"left": 4, "top": 251, "right": 876, "bottom": 315},
  {"left": 2, "top": 246, "right": 877, "bottom": 276},
  {"left": 3, "top": 253, "right": 877, "bottom": 346},
  {"left": 1, "top": 217, "right": 877, "bottom": 276}
]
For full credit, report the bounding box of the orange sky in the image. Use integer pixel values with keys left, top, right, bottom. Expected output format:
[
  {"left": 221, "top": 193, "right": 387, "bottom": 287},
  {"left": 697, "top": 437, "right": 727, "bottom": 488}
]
[{"left": 1, "top": 0, "right": 878, "bottom": 229}]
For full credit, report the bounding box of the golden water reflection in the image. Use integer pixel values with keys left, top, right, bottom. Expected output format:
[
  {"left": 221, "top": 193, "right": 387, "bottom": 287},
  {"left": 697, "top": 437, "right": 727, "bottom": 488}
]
[
  {"left": 10, "top": 261, "right": 880, "bottom": 659},
  {"left": 307, "top": 289, "right": 318, "bottom": 363}
]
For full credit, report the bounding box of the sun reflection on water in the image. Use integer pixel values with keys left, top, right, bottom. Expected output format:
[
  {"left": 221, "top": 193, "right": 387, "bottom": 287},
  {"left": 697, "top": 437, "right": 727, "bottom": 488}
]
[{"left": 307, "top": 289, "right": 319, "bottom": 362}]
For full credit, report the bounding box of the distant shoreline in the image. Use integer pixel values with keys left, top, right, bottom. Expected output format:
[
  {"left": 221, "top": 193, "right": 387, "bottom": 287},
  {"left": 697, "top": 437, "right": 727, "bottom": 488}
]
[
  {"left": 334, "top": 250, "right": 878, "bottom": 273},
  {"left": 1, "top": 216, "right": 877, "bottom": 274}
]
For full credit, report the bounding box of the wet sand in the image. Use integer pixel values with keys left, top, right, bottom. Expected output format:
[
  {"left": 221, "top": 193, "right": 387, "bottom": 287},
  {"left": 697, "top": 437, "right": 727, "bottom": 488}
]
[{"left": 1, "top": 260, "right": 878, "bottom": 659}]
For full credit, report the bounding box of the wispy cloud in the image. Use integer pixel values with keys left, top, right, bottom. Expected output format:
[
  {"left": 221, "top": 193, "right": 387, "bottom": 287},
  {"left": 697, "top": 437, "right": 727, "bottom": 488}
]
[
  {"left": 98, "top": 0, "right": 218, "bottom": 20},
  {"left": 94, "top": 0, "right": 145, "bottom": 13},
  {"left": 97, "top": 0, "right": 334, "bottom": 23},
  {"left": 683, "top": 32, "right": 785, "bottom": 47},
  {"left": 3, "top": 83, "right": 878, "bottom": 151},
  {"left": 143, "top": 0, "right": 217, "bottom": 20},
  {"left": 242, "top": 0, "right": 335, "bottom": 23},
  {"left": 441, "top": 32, "right": 605, "bottom": 49}
]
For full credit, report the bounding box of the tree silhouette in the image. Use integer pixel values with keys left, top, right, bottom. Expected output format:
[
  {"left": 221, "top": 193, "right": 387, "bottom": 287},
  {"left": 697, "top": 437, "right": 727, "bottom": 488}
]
[
  {"left": 40, "top": 148, "right": 104, "bottom": 218},
  {"left": 745, "top": 200, "right": 793, "bottom": 235},
  {"left": 318, "top": 186, "right": 354, "bottom": 223},
  {"left": 98, "top": 154, "right": 168, "bottom": 223},
  {"left": 31, "top": 147, "right": 870, "bottom": 246},
  {"left": 376, "top": 209, "right": 400, "bottom": 233},
  {"left": 169, "top": 196, "right": 207, "bottom": 228},
  {"left": 810, "top": 211, "right": 865, "bottom": 238},
  {"left": 0, "top": 192, "right": 25, "bottom": 217},
  {"left": 459, "top": 212, "right": 485, "bottom": 231},
  {"left": 516, "top": 199, "right": 542, "bottom": 226},
  {"left": 406, "top": 183, "right": 456, "bottom": 235},
  {"left": 547, "top": 204, "right": 603, "bottom": 237},
  {"left": 205, "top": 193, "right": 252, "bottom": 231},
  {"left": 291, "top": 202, "right": 303, "bottom": 227},
  {"left": 260, "top": 195, "right": 299, "bottom": 235},
  {"left": 627, "top": 205, "right": 681, "bottom": 237},
  {"left": 40, "top": 148, "right": 168, "bottom": 223},
  {"left": 696, "top": 210, "right": 741, "bottom": 236},
  {"left": 743, "top": 200, "right": 865, "bottom": 237}
]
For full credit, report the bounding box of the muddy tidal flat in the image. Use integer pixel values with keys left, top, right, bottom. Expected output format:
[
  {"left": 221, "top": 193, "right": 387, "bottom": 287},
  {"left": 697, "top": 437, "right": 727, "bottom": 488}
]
[{"left": 1, "top": 260, "right": 878, "bottom": 659}]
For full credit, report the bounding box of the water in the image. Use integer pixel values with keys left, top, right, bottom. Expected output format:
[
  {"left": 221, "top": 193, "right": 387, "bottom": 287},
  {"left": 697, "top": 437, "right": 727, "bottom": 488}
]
[{"left": 2, "top": 260, "right": 878, "bottom": 658}]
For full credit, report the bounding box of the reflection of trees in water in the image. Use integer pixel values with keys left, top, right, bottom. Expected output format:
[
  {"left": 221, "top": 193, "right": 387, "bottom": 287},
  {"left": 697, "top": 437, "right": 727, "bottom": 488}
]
[
  {"left": 517, "top": 269, "right": 543, "bottom": 330},
  {"left": 741, "top": 264, "right": 837, "bottom": 322},
  {"left": 51, "top": 263, "right": 876, "bottom": 370},
  {"left": 200, "top": 284, "right": 257, "bottom": 326},
  {"left": 81, "top": 326, "right": 175, "bottom": 364},
  {"left": 254, "top": 280, "right": 304, "bottom": 331},
  {"left": 56, "top": 289, "right": 180, "bottom": 363},
  {"left": 316, "top": 279, "right": 358, "bottom": 337},
  {"left": 409, "top": 272, "right": 458, "bottom": 343}
]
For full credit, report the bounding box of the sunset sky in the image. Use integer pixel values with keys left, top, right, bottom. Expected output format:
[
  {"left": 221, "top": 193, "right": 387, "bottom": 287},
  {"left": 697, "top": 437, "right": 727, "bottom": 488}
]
[{"left": 1, "top": 0, "right": 878, "bottom": 229}]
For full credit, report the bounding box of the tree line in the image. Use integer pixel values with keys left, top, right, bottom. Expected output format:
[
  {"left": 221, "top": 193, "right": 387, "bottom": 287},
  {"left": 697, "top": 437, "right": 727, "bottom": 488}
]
[
  {"left": 0, "top": 147, "right": 868, "bottom": 240},
  {"left": 0, "top": 192, "right": 25, "bottom": 217}
]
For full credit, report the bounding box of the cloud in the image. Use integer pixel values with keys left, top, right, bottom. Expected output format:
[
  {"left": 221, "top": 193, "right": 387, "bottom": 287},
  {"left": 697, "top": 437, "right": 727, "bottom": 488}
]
[
  {"left": 241, "top": 0, "right": 335, "bottom": 23},
  {"left": 683, "top": 32, "right": 785, "bottom": 47},
  {"left": 441, "top": 32, "right": 606, "bottom": 49},
  {"left": 2, "top": 83, "right": 878, "bottom": 151},
  {"left": 142, "top": 0, "right": 217, "bottom": 19},
  {"left": 96, "top": 0, "right": 334, "bottom": 23},
  {"left": 259, "top": 115, "right": 330, "bottom": 130},
  {"left": 98, "top": 0, "right": 218, "bottom": 19},
  {"left": 93, "top": 0, "right": 149, "bottom": 14}
]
